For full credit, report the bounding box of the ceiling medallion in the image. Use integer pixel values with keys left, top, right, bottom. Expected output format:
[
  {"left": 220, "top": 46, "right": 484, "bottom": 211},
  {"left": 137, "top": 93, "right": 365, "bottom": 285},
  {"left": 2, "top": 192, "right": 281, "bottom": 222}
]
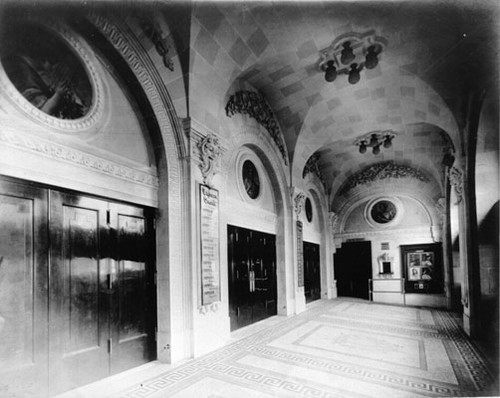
[
  {"left": 354, "top": 130, "right": 397, "bottom": 155},
  {"left": 319, "top": 30, "right": 387, "bottom": 85}
]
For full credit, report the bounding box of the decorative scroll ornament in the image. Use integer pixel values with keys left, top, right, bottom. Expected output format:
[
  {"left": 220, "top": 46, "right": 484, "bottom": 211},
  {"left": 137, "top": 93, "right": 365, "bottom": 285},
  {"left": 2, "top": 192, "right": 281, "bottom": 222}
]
[
  {"left": 225, "top": 91, "right": 288, "bottom": 165},
  {"left": 292, "top": 190, "right": 306, "bottom": 218},
  {"left": 139, "top": 19, "right": 174, "bottom": 71},
  {"left": 435, "top": 197, "right": 446, "bottom": 225},
  {"left": 329, "top": 211, "right": 339, "bottom": 238},
  {"left": 303, "top": 153, "right": 326, "bottom": 189},
  {"left": 339, "top": 161, "right": 430, "bottom": 196},
  {"left": 198, "top": 133, "right": 222, "bottom": 186},
  {"left": 448, "top": 166, "right": 464, "bottom": 203}
]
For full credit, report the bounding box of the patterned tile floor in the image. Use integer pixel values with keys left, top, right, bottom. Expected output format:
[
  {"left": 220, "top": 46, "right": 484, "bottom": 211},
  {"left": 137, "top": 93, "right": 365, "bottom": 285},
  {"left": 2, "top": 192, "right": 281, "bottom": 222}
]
[{"left": 59, "top": 299, "right": 499, "bottom": 398}]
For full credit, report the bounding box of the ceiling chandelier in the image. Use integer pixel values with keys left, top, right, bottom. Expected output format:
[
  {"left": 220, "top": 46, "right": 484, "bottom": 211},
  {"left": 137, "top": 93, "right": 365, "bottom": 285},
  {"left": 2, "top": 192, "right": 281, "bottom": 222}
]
[
  {"left": 354, "top": 130, "right": 396, "bottom": 155},
  {"left": 319, "top": 31, "right": 387, "bottom": 85}
]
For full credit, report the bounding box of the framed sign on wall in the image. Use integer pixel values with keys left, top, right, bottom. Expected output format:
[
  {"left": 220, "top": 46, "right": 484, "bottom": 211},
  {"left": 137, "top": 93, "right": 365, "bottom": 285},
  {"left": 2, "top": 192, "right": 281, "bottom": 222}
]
[
  {"left": 401, "top": 243, "right": 443, "bottom": 294},
  {"left": 200, "top": 184, "right": 220, "bottom": 305}
]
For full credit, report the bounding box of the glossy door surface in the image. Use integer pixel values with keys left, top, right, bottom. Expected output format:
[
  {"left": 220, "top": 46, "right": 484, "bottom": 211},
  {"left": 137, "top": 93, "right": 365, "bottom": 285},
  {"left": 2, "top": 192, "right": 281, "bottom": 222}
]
[
  {"left": 0, "top": 177, "right": 157, "bottom": 396},
  {"left": 227, "top": 225, "right": 277, "bottom": 331},
  {"left": 49, "top": 192, "right": 157, "bottom": 394},
  {"left": 304, "top": 242, "right": 321, "bottom": 303},
  {"left": 0, "top": 179, "right": 48, "bottom": 397},
  {"left": 109, "top": 203, "right": 156, "bottom": 374},
  {"left": 49, "top": 191, "right": 110, "bottom": 394}
]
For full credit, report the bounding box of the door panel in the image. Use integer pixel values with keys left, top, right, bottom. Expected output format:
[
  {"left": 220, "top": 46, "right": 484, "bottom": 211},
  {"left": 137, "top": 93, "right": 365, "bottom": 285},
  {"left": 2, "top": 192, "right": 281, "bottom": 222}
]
[
  {"left": 49, "top": 191, "right": 109, "bottom": 394},
  {"left": 228, "top": 225, "right": 277, "bottom": 331},
  {"left": 304, "top": 242, "right": 321, "bottom": 303},
  {"left": 334, "top": 241, "right": 372, "bottom": 300},
  {"left": 110, "top": 205, "right": 156, "bottom": 373},
  {"left": 0, "top": 179, "right": 48, "bottom": 397},
  {"left": 0, "top": 178, "right": 157, "bottom": 396}
]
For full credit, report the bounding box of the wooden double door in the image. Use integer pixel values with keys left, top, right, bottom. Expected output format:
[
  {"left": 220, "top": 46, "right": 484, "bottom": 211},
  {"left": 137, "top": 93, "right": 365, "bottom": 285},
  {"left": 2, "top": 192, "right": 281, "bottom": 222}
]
[
  {"left": 0, "top": 177, "right": 156, "bottom": 396},
  {"left": 334, "top": 241, "right": 372, "bottom": 300},
  {"left": 227, "top": 225, "right": 277, "bottom": 331},
  {"left": 304, "top": 242, "right": 321, "bottom": 303}
]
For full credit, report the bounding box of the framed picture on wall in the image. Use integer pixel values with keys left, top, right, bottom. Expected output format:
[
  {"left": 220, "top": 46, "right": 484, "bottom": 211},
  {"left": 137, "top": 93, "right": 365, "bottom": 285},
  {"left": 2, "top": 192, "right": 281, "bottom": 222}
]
[{"left": 401, "top": 243, "right": 443, "bottom": 293}]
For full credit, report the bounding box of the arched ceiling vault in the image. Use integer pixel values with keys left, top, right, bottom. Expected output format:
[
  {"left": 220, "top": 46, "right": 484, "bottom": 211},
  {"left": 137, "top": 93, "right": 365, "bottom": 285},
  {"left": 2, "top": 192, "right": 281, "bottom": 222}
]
[{"left": 190, "top": 0, "right": 498, "bottom": 200}]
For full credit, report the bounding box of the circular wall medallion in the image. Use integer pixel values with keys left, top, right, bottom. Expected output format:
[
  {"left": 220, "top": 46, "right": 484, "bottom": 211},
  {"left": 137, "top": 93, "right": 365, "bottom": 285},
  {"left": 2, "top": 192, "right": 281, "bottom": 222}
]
[
  {"left": 370, "top": 199, "right": 397, "bottom": 224},
  {"left": 242, "top": 160, "right": 260, "bottom": 199},
  {"left": 1, "top": 23, "right": 92, "bottom": 120},
  {"left": 0, "top": 17, "right": 104, "bottom": 131},
  {"left": 305, "top": 197, "right": 313, "bottom": 222}
]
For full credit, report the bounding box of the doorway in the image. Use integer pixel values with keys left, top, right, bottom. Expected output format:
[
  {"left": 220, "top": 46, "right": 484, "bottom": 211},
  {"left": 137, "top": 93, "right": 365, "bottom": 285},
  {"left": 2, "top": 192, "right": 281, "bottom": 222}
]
[
  {"left": 0, "top": 177, "right": 157, "bottom": 396},
  {"left": 334, "top": 241, "right": 372, "bottom": 300},
  {"left": 227, "top": 225, "right": 277, "bottom": 331},
  {"left": 303, "top": 242, "right": 321, "bottom": 303}
]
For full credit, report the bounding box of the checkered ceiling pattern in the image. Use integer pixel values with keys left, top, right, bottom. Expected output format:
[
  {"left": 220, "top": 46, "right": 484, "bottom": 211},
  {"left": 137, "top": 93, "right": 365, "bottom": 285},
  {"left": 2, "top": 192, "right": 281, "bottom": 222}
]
[{"left": 188, "top": 1, "right": 495, "bottom": 196}]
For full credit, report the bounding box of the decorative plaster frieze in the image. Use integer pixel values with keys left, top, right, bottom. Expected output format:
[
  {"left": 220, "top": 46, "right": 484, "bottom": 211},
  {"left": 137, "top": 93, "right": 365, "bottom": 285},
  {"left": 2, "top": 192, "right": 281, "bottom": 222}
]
[
  {"left": 435, "top": 197, "right": 446, "bottom": 225},
  {"left": 448, "top": 166, "right": 463, "bottom": 203},
  {"left": 0, "top": 129, "right": 159, "bottom": 187},
  {"left": 0, "top": 16, "right": 105, "bottom": 132},
  {"left": 329, "top": 211, "right": 339, "bottom": 237},
  {"left": 303, "top": 153, "right": 325, "bottom": 189},
  {"left": 339, "top": 161, "right": 430, "bottom": 196},
  {"left": 225, "top": 90, "right": 288, "bottom": 165},
  {"left": 198, "top": 133, "right": 222, "bottom": 186},
  {"left": 139, "top": 18, "right": 174, "bottom": 71},
  {"left": 291, "top": 188, "right": 306, "bottom": 218},
  {"left": 335, "top": 225, "right": 436, "bottom": 240},
  {"left": 88, "top": 11, "right": 187, "bottom": 160}
]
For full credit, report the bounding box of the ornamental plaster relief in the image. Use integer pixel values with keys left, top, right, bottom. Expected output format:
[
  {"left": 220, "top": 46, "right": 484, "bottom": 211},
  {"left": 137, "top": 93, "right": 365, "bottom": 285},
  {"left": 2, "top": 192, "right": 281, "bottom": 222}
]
[
  {"left": 0, "top": 16, "right": 105, "bottom": 132},
  {"left": 0, "top": 128, "right": 159, "bottom": 187},
  {"left": 448, "top": 166, "right": 464, "bottom": 204}
]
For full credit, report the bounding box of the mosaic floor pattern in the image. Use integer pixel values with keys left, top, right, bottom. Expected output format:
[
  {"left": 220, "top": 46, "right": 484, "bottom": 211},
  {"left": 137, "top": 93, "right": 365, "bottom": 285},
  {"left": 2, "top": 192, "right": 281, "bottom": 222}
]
[{"left": 111, "top": 299, "right": 496, "bottom": 398}]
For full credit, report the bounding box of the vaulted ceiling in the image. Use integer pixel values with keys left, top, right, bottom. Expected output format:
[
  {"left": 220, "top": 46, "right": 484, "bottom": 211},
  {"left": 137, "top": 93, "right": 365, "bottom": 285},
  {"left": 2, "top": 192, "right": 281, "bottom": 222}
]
[{"left": 189, "top": 0, "right": 498, "bottom": 201}]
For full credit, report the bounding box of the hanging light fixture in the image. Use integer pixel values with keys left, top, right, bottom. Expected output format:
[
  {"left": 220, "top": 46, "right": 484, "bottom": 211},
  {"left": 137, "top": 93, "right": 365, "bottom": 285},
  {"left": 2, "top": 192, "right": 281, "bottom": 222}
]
[
  {"left": 348, "top": 63, "right": 361, "bottom": 85},
  {"left": 364, "top": 45, "right": 381, "bottom": 69},
  {"left": 354, "top": 130, "right": 397, "bottom": 155},
  {"left": 340, "top": 41, "right": 355, "bottom": 64},
  {"left": 319, "top": 31, "right": 387, "bottom": 85},
  {"left": 324, "top": 60, "right": 337, "bottom": 82}
]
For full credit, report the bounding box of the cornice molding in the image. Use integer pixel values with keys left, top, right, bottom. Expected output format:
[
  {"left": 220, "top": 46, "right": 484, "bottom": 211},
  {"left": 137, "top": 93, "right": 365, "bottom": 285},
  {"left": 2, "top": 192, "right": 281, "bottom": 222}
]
[{"left": 0, "top": 129, "right": 159, "bottom": 187}]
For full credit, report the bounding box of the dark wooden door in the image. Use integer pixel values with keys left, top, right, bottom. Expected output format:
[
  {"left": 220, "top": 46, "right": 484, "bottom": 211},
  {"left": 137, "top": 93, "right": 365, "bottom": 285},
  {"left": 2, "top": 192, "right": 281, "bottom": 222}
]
[
  {"left": 334, "top": 241, "right": 372, "bottom": 300},
  {"left": 304, "top": 242, "right": 321, "bottom": 303},
  {"left": 0, "top": 178, "right": 49, "bottom": 397},
  {"left": 227, "top": 225, "right": 277, "bottom": 331},
  {"left": 49, "top": 192, "right": 156, "bottom": 394},
  {"left": 49, "top": 191, "right": 112, "bottom": 394},
  {"left": 109, "top": 203, "right": 156, "bottom": 374}
]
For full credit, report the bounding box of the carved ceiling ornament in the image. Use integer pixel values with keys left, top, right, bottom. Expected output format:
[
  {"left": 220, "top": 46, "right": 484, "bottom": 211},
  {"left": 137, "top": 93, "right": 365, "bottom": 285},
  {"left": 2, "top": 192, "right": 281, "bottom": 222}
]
[
  {"left": 225, "top": 90, "right": 288, "bottom": 165},
  {"left": 435, "top": 197, "right": 446, "bottom": 225},
  {"left": 338, "top": 161, "right": 430, "bottom": 196},
  {"left": 291, "top": 189, "right": 306, "bottom": 219},
  {"left": 448, "top": 166, "right": 464, "bottom": 203},
  {"left": 198, "top": 133, "right": 222, "bottom": 186},
  {"left": 303, "top": 153, "right": 326, "bottom": 189},
  {"left": 329, "top": 211, "right": 339, "bottom": 237},
  {"left": 139, "top": 18, "right": 174, "bottom": 71}
]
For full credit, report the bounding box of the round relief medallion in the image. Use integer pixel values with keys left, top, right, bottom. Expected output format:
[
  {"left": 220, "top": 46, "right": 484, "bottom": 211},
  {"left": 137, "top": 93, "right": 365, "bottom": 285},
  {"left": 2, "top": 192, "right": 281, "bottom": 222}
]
[
  {"left": 0, "top": 17, "right": 103, "bottom": 131},
  {"left": 242, "top": 160, "right": 260, "bottom": 199},
  {"left": 370, "top": 199, "right": 397, "bottom": 224},
  {"left": 1, "top": 23, "right": 92, "bottom": 119},
  {"left": 305, "top": 197, "right": 313, "bottom": 222}
]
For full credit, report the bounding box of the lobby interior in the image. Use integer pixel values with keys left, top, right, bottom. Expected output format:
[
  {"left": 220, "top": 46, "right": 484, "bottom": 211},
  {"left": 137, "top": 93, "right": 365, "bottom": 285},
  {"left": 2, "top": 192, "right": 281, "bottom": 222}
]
[{"left": 0, "top": 1, "right": 498, "bottom": 397}]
